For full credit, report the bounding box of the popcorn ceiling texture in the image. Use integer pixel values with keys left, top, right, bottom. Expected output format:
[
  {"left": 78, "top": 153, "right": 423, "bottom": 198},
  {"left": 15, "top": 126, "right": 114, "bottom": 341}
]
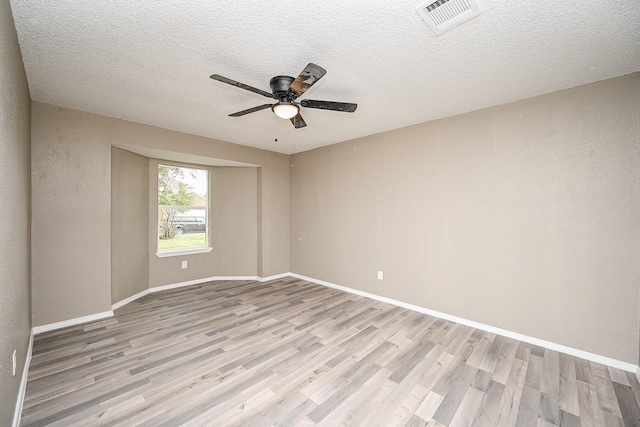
[{"left": 9, "top": 0, "right": 640, "bottom": 154}]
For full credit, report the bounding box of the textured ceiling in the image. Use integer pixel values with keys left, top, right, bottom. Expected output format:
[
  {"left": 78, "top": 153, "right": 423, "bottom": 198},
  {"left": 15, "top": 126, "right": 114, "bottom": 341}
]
[{"left": 9, "top": 0, "right": 640, "bottom": 154}]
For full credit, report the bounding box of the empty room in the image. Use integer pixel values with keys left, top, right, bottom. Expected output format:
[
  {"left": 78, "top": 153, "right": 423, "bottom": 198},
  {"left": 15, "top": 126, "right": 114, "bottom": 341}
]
[{"left": 2, "top": 0, "right": 639, "bottom": 426}]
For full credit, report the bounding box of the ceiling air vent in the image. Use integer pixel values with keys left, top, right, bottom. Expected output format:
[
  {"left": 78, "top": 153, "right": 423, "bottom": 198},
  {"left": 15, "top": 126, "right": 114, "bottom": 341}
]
[{"left": 415, "top": 0, "right": 480, "bottom": 36}]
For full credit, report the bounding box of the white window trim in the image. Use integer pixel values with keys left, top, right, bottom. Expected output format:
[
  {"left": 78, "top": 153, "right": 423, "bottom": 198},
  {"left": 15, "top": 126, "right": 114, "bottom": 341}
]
[
  {"left": 156, "top": 163, "right": 211, "bottom": 256},
  {"left": 155, "top": 247, "right": 213, "bottom": 258}
]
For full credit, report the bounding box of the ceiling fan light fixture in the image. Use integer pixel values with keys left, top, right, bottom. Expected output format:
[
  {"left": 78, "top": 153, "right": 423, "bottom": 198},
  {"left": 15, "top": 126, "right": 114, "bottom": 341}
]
[
  {"left": 211, "top": 63, "right": 357, "bottom": 129},
  {"left": 272, "top": 102, "right": 299, "bottom": 119}
]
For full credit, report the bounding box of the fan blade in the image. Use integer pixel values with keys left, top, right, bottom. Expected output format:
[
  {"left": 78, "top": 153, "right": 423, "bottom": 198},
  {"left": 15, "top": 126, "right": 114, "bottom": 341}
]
[
  {"left": 289, "top": 63, "right": 327, "bottom": 97},
  {"left": 210, "top": 74, "right": 274, "bottom": 98},
  {"left": 300, "top": 99, "right": 357, "bottom": 113},
  {"left": 229, "top": 104, "right": 273, "bottom": 117},
  {"left": 290, "top": 113, "right": 307, "bottom": 129}
]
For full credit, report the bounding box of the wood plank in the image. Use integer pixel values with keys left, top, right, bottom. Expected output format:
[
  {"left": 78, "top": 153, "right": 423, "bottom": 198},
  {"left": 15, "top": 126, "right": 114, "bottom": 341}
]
[
  {"left": 525, "top": 354, "right": 543, "bottom": 390},
  {"left": 447, "top": 386, "right": 484, "bottom": 427},
  {"left": 341, "top": 371, "right": 397, "bottom": 427},
  {"left": 612, "top": 382, "right": 640, "bottom": 427},
  {"left": 575, "top": 380, "right": 602, "bottom": 427},
  {"left": 496, "top": 358, "right": 527, "bottom": 426},
  {"left": 590, "top": 361, "right": 623, "bottom": 418},
  {"left": 559, "top": 409, "right": 581, "bottom": 427},
  {"left": 558, "top": 353, "right": 580, "bottom": 417},
  {"left": 391, "top": 384, "right": 430, "bottom": 427},
  {"left": 414, "top": 390, "right": 445, "bottom": 421},
  {"left": 431, "top": 361, "right": 478, "bottom": 425},
  {"left": 540, "top": 349, "right": 560, "bottom": 403},
  {"left": 470, "top": 380, "right": 506, "bottom": 427},
  {"left": 515, "top": 385, "right": 540, "bottom": 427},
  {"left": 538, "top": 392, "right": 560, "bottom": 426},
  {"left": 608, "top": 366, "right": 630, "bottom": 386}
]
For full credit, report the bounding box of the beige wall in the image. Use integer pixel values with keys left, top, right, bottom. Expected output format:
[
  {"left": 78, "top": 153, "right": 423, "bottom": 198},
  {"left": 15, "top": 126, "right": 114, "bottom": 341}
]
[
  {"left": 0, "top": 0, "right": 32, "bottom": 424},
  {"left": 31, "top": 102, "right": 290, "bottom": 326},
  {"left": 111, "top": 147, "right": 149, "bottom": 303},
  {"left": 32, "top": 105, "right": 113, "bottom": 325},
  {"left": 210, "top": 167, "right": 259, "bottom": 276},
  {"left": 290, "top": 73, "right": 640, "bottom": 365}
]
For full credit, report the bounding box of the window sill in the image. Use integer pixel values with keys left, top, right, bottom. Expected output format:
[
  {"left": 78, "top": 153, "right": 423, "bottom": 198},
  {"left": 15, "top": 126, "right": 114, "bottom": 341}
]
[{"left": 155, "top": 247, "right": 213, "bottom": 258}]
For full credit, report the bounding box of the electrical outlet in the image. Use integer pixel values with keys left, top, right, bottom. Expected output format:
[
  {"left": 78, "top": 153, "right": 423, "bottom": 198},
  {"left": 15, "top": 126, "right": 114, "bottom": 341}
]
[
  {"left": 12, "top": 350, "right": 17, "bottom": 376},
  {"left": 181, "top": 261, "right": 188, "bottom": 269},
  {"left": 377, "top": 271, "right": 384, "bottom": 280}
]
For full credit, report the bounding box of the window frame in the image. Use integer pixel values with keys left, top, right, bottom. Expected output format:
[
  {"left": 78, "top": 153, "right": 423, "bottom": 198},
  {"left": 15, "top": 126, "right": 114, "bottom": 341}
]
[{"left": 155, "top": 163, "right": 212, "bottom": 258}]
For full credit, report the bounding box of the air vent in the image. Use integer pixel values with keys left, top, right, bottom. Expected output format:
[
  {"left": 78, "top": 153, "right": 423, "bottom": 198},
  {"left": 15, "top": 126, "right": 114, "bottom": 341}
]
[{"left": 415, "top": 0, "right": 480, "bottom": 36}]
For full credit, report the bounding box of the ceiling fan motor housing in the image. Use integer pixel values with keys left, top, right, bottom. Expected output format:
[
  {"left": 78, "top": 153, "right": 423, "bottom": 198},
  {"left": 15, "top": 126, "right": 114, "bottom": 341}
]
[{"left": 270, "top": 76, "right": 297, "bottom": 100}]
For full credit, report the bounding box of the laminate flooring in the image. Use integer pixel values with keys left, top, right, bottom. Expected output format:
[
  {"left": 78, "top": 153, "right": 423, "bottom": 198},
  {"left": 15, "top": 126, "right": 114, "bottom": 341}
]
[{"left": 20, "top": 278, "right": 640, "bottom": 426}]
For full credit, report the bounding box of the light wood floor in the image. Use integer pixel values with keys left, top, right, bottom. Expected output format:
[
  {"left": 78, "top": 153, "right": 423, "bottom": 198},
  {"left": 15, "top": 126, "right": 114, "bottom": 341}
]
[{"left": 21, "top": 278, "right": 640, "bottom": 426}]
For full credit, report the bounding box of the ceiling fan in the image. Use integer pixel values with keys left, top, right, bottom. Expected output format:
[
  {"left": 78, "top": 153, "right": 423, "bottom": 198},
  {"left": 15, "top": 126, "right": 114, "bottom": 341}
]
[{"left": 210, "top": 63, "right": 357, "bottom": 129}]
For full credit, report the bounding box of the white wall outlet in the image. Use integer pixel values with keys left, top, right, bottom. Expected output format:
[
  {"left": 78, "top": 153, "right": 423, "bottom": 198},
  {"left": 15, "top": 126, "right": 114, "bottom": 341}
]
[
  {"left": 181, "top": 261, "right": 188, "bottom": 269},
  {"left": 377, "top": 271, "right": 384, "bottom": 280},
  {"left": 12, "top": 350, "right": 17, "bottom": 376}
]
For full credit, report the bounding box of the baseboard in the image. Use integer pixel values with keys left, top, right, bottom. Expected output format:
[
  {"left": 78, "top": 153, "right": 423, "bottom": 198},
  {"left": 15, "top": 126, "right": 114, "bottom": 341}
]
[
  {"left": 12, "top": 329, "right": 34, "bottom": 427},
  {"left": 40, "top": 273, "right": 284, "bottom": 332},
  {"left": 636, "top": 366, "right": 640, "bottom": 384},
  {"left": 112, "top": 289, "right": 150, "bottom": 310},
  {"left": 36, "top": 276, "right": 264, "bottom": 333},
  {"left": 148, "top": 275, "right": 262, "bottom": 294},
  {"left": 259, "top": 272, "right": 291, "bottom": 282},
  {"left": 32, "top": 310, "right": 114, "bottom": 335},
  {"left": 111, "top": 274, "right": 291, "bottom": 311},
  {"left": 289, "top": 273, "right": 639, "bottom": 374}
]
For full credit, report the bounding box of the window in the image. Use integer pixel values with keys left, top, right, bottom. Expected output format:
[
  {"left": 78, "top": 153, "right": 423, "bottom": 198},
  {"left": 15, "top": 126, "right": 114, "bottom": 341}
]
[{"left": 157, "top": 164, "right": 210, "bottom": 255}]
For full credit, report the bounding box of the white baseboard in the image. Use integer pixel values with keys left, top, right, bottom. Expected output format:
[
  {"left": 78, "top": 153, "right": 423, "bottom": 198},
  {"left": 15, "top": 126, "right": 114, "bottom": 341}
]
[
  {"left": 259, "top": 272, "right": 291, "bottom": 282},
  {"left": 636, "top": 366, "right": 640, "bottom": 384},
  {"left": 112, "top": 289, "right": 150, "bottom": 310},
  {"left": 148, "top": 276, "right": 261, "bottom": 295},
  {"left": 36, "top": 274, "right": 289, "bottom": 334},
  {"left": 12, "top": 329, "right": 34, "bottom": 427},
  {"left": 289, "top": 273, "right": 639, "bottom": 374},
  {"left": 149, "top": 276, "right": 221, "bottom": 294},
  {"left": 111, "top": 274, "right": 291, "bottom": 311},
  {"left": 32, "top": 310, "right": 114, "bottom": 335},
  {"left": 36, "top": 275, "right": 262, "bottom": 332}
]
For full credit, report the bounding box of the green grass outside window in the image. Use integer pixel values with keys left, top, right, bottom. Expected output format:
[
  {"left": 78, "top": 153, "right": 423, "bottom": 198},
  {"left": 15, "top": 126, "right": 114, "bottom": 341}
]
[{"left": 158, "top": 233, "right": 206, "bottom": 251}]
